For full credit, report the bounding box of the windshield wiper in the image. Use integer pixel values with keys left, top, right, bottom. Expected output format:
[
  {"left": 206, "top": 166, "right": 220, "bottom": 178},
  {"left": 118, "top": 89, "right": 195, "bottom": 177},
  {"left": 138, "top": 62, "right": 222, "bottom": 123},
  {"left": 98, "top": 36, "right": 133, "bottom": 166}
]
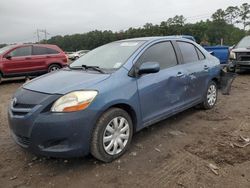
[
  {"left": 69, "top": 65, "right": 105, "bottom": 73},
  {"left": 81, "top": 65, "right": 105, "bottom": 73}
]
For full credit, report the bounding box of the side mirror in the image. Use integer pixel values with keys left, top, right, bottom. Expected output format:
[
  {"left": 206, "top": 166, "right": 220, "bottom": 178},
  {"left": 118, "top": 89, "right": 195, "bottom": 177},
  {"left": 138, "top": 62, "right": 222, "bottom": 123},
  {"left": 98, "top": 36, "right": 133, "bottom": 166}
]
[
  {"left": 230, "top": 45, "right": 235, "bottom": 50},
  {"left": 209, "top": 51, "right": 215, "bottom": 56},
  {"left": 138, "top": 62, "right": 160, "bottom": 75},
  {"left": 5, "top": 55, "right": 12, "bottom": 60}
]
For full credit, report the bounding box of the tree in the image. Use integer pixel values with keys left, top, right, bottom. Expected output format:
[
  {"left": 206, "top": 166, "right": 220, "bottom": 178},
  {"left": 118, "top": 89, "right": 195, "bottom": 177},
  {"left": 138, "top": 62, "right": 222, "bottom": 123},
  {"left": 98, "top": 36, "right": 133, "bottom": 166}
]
[
  {"left": 239, "top": 3, "right": 250, "bottom": 30},
  {"left": 0, "top": 44, "right": 6, "bottom": 48},
  {"left": 166, "top": 15, "right": 186, "bottom": 26},
  {"left": 212, "top": 9, "right": 227, "bottom": 21},
  {"left": 225, "top": 6, "right": 240, "bottom": 25}
]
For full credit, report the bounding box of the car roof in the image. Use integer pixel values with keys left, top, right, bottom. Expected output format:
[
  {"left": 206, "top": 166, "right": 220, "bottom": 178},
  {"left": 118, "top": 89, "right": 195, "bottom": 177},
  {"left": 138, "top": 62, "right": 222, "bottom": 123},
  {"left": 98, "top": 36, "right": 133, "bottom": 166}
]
[
  {"left": 7, "top": 43, "right": 58, "bottom": 48},
  {"left": 5, "top": 43, "right": 63, "bottom": 52},
  {"left": 119, "top": 36, "right": 195, "bottom": 43}
]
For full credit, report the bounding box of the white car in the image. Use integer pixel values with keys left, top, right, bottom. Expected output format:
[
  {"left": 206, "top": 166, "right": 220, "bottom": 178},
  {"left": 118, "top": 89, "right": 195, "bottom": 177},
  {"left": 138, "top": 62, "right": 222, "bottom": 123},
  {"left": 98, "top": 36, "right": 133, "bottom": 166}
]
[{"left": 67, "top": 50, "right": 89, "bottom": 60}]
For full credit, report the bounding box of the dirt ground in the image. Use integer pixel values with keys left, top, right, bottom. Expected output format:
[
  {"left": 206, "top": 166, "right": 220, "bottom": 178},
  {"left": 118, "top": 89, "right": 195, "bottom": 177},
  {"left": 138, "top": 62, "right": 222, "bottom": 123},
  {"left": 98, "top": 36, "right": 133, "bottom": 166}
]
[{"left": 1, "top": 75, "right": 250, "bottom": 188}]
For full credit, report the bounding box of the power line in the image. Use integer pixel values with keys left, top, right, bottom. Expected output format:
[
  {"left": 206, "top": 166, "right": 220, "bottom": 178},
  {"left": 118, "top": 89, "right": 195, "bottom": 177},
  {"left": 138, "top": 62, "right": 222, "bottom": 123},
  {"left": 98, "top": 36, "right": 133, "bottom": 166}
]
[
  {"left": 117, "top": 12, "right": 215, "bottom": 31},
  {"left": 186, "top": 13, "right": 213, "bottom": 20}
]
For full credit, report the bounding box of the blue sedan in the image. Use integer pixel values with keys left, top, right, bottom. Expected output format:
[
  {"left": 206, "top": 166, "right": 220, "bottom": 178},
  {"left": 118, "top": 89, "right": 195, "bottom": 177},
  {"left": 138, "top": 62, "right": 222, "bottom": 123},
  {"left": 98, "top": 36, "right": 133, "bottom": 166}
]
[{"left": 8, "top": 36, "right": 221, "bottom": 162}]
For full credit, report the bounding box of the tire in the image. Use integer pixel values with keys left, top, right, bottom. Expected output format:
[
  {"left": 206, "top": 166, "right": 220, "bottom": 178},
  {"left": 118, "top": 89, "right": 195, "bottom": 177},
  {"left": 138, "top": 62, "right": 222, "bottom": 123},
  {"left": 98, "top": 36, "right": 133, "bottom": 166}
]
[
  {"left": 201, "top": 81, "right": 218, "bottom": 109},
  {"left": 48, "top": 64, "right": 61, "bottom": 72},
  {"left": 90, "top": 108, "right": 133, "bottom": 162}
]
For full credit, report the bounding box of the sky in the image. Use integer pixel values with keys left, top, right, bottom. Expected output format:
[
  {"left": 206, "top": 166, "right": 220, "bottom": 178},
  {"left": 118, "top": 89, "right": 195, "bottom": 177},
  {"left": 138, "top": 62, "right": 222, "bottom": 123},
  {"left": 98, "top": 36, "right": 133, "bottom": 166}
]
[{"left": 0, "top": 0, "right": 247, "bottom": 44}]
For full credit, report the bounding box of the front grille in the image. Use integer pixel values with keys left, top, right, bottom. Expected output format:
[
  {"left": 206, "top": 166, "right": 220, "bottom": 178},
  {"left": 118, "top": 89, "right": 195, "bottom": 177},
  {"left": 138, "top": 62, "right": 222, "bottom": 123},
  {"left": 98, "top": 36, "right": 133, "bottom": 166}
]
[
  {"left": 237, "top": 52, "right": 250, "bottom": 61},
  {"left": 16, "top": 134, "right": 30, "bottom": 147},
  {"left": 14, "top": 103, "right": 36, "bottom": 109},
  {"left": 10, "top": 88, "right": 51, "bottom": 116},
  {"left": 11, "top": 101, "right": 35, "bottom": 116}
]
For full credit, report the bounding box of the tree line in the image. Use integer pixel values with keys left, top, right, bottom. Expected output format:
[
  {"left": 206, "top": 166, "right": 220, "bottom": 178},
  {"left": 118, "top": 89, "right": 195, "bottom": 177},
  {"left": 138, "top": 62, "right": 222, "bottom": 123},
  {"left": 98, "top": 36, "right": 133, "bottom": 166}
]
[
  {"left": 46, "top": 3, "right": 250, "bottom": 51},
  {"left": 1, "top": 3, "right": 250, "bottom": 51}
]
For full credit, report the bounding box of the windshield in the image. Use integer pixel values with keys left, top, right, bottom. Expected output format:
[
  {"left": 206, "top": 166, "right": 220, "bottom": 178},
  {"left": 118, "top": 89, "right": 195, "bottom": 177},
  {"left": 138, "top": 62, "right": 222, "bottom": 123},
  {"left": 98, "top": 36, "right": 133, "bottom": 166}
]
[
  {"left": 70, "top": 41, "right": 145, "bottom": 70},
  {"left": 236, "top": 36, "right": 250, "bottom": 48},
  {"left": 0, "top": 45, "right": 15, "bottom": 55}
]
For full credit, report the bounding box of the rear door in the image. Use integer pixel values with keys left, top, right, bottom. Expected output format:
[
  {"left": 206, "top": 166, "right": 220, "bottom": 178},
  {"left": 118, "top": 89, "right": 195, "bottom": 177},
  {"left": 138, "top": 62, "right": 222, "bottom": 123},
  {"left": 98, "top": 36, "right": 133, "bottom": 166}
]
[
  {"left": 136, "top": 41, "right": 190, "bottom": 125},
  {"left": 2, "top": 46, "right": 32, "bottom": 75},
  {"left": 31, "top": 46, "right": 51, "bottom": 71},
  {"left": 176, "top": 41, "right": 209, "bottom": 103}
]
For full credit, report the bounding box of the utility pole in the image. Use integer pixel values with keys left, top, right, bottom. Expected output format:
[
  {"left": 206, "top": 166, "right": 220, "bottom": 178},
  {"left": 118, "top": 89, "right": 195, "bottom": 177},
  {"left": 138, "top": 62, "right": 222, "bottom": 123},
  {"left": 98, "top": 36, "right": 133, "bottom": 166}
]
[
  {"left": 36, "top": 29, "right": 40, "bottom": 42},
  {"left": 36, "top": 29, "right": 49, "bottom": 43}
]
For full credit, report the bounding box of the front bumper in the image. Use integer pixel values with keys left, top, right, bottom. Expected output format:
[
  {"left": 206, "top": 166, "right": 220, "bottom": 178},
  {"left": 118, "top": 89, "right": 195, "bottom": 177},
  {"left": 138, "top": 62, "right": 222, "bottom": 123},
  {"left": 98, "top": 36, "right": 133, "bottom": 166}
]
[
  {"left": 8, "top": 89, "right": 98, "bottom": 158},
  {"left": 233, "top": 60, "right": 250, "bottom": 70}
]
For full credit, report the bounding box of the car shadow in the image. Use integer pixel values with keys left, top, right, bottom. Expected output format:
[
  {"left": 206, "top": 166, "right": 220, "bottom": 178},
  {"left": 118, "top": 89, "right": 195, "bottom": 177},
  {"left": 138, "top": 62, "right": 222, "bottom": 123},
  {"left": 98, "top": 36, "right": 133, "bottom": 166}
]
[{"left": 1, "top": 77, "right": 26, "bottom": 85}]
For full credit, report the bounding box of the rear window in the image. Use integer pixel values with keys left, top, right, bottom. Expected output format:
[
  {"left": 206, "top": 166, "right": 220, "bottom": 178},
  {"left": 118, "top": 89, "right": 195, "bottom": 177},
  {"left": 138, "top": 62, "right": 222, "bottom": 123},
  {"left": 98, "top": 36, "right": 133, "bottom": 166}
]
[
  {"left": 47, "top": 48, "right": 60, "bottom": 54},
  {"left": 32, "top": 46, "right": 59, "bottom": 55},
  {"left": 177, "top": 42, "right": 199, "bottom": 63}
]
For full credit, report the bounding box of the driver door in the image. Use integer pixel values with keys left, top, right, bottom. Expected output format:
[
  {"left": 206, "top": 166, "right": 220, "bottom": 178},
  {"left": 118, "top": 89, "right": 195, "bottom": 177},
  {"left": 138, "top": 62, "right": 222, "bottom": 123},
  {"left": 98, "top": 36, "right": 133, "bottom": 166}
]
[
  {"left": 3, "top": 45, "right": 32, "bottom": 75},
  {"left": 135, "top": 41, "right": 190, "bottom": 126}
]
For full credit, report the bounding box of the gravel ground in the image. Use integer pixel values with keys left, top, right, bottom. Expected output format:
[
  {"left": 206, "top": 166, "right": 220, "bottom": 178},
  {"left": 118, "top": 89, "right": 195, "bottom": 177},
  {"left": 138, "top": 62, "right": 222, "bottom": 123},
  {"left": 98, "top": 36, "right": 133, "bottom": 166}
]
[{"left": 1, "top": 75, "right": 250, "bottom": 188}]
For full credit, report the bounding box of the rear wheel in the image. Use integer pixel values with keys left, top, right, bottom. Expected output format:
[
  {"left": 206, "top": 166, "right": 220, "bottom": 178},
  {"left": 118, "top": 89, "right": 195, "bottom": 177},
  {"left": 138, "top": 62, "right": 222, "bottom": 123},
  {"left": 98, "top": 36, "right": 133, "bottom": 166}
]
[
  {"left": 48, "top": 64, "right": 61, "bottom": 72},
  {"left": 91, "top": 108, "right": 133, "bottom": 162},
  {"left": 201, "top": 81, "right": 218, "bottom": 109}
]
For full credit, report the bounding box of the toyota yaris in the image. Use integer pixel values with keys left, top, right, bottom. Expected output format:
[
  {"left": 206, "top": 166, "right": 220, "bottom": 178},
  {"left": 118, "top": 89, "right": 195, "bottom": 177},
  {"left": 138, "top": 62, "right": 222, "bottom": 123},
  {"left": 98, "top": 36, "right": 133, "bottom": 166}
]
[{"left": 8, "top": 37, "right": 221, "bottom": 162}]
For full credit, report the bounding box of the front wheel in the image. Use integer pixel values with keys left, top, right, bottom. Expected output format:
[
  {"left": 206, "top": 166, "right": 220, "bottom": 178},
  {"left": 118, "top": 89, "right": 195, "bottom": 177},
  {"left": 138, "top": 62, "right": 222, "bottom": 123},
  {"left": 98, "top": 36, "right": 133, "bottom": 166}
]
[
  {"left": 201, "top": 81, "right": 218, "bottom": 109},
  {"left": 90, "top": 108, "right": 133, "bottom": 162}
]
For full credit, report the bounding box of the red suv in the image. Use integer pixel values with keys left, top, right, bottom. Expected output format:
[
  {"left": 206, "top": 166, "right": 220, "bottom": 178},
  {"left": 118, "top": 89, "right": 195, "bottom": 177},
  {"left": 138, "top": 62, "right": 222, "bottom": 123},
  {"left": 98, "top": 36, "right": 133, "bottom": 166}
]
[{"left": 0, "top": 44, "right": 68, "bottom": 83}]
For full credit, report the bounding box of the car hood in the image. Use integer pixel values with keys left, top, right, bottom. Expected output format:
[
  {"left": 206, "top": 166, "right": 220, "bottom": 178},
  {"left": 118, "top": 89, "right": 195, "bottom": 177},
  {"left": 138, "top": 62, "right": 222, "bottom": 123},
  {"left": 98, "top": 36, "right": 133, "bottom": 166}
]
[
  {"left": 23, "top": 69, "right": 111, "bottom": 95},
  {"left": 232, "top": 48, "right": 250, "bottom": 53}
]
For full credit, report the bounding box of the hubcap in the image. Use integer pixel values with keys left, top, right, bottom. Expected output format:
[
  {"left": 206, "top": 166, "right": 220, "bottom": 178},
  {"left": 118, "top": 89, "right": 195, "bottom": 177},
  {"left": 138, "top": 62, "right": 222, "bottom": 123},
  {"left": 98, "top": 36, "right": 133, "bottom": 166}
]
[
  {"left": 103, "top": 117, "right": 130, "bottom": 155},
  {"left": 50, "top": 66, "right": 59, "bottom": 72},
  {"left": 207, "top": 84, "right": 217, "bottom": 106}
]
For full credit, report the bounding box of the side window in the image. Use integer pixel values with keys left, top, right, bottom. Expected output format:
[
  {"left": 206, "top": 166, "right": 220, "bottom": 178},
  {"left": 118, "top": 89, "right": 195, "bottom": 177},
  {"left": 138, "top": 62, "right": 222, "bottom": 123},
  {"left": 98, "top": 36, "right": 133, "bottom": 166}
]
[
  {"left": 32, "top": 46, "right": 47, "bottom": 55},
  {"left": 137, "top": 41, "right": 177, "bottom": 70},
  {"left": 196, "top": 48, "right": 205, "bottom": 60},
  {"left": 9, "top": 46, "right": 32, "bottom": 57},
  {"left": 32, "top": 46, "right": 60, "bottom": 55},
  {"left": 46, "top": 48, "right": 59, "bottom": 54},
  {"left": 177, "top": 42, "right": 199, "bottom": 63}
]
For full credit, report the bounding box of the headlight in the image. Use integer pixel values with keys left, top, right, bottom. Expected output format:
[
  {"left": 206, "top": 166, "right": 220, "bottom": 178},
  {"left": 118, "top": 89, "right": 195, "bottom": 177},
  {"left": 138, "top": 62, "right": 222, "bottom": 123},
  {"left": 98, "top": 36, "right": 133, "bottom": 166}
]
[
  {"left": 230, "top": 51, "right": 236, "bottom": 60},
  {"left": 51, "top": 91, "right": 98, "bottom": 112}
]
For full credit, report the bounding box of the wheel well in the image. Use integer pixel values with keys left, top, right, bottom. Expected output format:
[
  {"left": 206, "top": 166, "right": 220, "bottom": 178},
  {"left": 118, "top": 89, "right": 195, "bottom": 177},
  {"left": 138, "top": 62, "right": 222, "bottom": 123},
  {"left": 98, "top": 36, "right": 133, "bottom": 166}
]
[
  {"left": 109, "top": 104, "right": 137, "bottom": 132},
  {"left": 49, "top": 63, "right": 62, "bottom": 68},
  {"left": 212, "top": 77, "right": 220, "bottom": 87}
]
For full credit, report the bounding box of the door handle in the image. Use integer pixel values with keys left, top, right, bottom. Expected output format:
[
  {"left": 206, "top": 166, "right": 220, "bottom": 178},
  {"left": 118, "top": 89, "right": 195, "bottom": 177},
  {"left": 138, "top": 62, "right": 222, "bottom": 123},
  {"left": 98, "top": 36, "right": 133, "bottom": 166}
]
[
  {"left": 204, "top": 65, "right": 209, "bottom": 70},
  {"left": 25, "top": 57, "right": 31, "bottom": 60},
  {"left": 176, "top": 72, "right": 184, "bottom": 77}
]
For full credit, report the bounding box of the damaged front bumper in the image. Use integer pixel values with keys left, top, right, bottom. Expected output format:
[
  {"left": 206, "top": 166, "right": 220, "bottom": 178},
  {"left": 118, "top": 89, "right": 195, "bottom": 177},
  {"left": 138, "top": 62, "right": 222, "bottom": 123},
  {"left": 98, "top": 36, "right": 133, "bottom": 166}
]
[{"left": 218, "top": 66, "right": 237, "bottom": 95}]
